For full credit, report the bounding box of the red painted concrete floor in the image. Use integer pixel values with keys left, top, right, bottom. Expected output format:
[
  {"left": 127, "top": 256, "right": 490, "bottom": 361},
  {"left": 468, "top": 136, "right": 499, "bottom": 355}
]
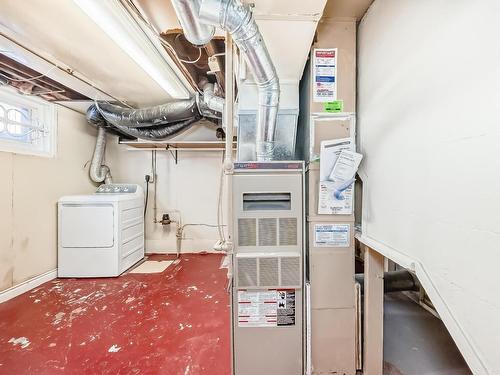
[{"left": 0, "top": 254, "right": 231, "bottom": 375}]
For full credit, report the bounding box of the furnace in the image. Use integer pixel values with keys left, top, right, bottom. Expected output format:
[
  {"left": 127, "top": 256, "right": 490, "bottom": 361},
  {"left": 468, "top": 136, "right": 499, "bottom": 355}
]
[{"left": 231, "top": 162, "right": 305, "bottom": 375}]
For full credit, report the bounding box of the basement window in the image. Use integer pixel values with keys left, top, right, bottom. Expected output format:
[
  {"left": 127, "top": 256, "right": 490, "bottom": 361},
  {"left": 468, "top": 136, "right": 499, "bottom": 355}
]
[{"left": 0, "top": 87, "right": 56, "bottom": 157}]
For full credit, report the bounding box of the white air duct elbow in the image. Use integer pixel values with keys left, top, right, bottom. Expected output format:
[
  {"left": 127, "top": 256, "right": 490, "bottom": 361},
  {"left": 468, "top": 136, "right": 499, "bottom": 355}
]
[
  {"left": 199, "top": 0, "right": 280, "bottom": 161},
  {"left": 90, "top": 127, "right": 112, "bottom": 184},
  {"left": 171, "top": 0, "right": 215, "bottom": 46}
]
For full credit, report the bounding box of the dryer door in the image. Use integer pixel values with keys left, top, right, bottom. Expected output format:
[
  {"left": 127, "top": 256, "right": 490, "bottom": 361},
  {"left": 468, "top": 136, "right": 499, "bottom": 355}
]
[{"left": 60, "top": 204, "right": 114, "bottom": 248}]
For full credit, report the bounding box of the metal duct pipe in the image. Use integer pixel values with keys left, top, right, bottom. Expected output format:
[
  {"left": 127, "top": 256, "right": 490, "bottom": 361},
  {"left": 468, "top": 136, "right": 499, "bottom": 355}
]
[
  {"left": 94, "top": 97, "right": 198, "bottom": 128},
  {"left": 171, "top": 0, "right": 215, "bottom": 46},
  {"left": 356, "top": 270, "right": 420, "bottom": 295},
  {"left": 199, "top": 0, "right": 280, "bottom": 161},
  {"left": 89, "top": 126, "right": 112, "bottom": 184},
  {"left": 201, "top": 82, "right": 224, "bottom": 113}
]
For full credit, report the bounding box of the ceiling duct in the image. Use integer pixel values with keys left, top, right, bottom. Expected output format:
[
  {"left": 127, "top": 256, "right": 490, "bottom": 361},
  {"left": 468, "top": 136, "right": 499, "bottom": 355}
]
[
  {"left": 93, "top": 97, "right": 198, "bottom": 128},
  {"left": 199, "top": 0, "right": 280, "bottom": 161},
  {"left": 171, "top": 0, "right": 215, "bottom": 46}
]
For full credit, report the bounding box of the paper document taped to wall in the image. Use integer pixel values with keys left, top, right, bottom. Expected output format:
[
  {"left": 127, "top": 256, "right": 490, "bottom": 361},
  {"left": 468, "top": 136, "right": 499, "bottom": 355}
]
[
  {"left": 328, "top": 150, "right": 363, "bottom": 183},
  {"left": 318, "top": 138, "right": 357, "bottom": 215},
  {"left": 319, "top": 138, "right": 352, "bottom": 181},
  {"left": 318, "top": 181, "right": 354, "bottom": 215}
]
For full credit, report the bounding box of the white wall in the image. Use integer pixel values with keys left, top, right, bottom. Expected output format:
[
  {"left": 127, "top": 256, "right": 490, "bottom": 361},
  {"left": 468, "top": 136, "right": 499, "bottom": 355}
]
[
  {"left": 106, "top": 140, "right": 227, "bottom": 253},
  {"left": 0, "top": 106, "right": 96, "bottom": 292},
  {"left": 358, "top": 1, "right": 500, "bottom": 374}
]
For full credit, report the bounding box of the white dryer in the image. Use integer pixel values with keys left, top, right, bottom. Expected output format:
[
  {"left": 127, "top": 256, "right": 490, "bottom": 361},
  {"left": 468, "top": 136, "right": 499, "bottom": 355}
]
[{"left": 58, "top": 184, "right": 145, "bottom": 277}]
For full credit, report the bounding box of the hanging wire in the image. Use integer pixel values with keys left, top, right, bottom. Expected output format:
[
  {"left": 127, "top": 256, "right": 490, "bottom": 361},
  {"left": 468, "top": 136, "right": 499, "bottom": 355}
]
[{"left": 178, "top": 47, "right": 203, "bottom": 64}]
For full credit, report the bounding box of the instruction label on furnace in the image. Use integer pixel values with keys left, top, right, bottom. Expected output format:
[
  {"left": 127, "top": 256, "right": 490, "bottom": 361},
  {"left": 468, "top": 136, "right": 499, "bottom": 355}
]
[
  {"left": 313, "top": 48, "right": 337, "bottom": 102},
  {"left": 237, "top": 290, "right": 296, "bottom": 328},
  {"left": 314, "top": 223, "right": 350, "bottom": 247}
]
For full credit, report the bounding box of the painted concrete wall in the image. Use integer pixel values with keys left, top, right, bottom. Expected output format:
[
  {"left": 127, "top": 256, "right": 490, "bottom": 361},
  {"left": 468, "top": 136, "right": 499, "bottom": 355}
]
[
  {"left": 357, "top": 1, "right": 500, "bottom": 374},
  {"left": 0, "top": 107, "right": 96, "bottom": 292},
  {"left": 106, "top": 140, "right": 227, "bottom": 254}
]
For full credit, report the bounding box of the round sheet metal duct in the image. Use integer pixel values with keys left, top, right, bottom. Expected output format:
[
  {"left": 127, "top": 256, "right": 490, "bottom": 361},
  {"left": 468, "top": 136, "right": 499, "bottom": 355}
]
[
  {"left": 199, "top": 0, "right": 280, "bottom": 161},
  {"left": 171, "top": 0, "right": 215, "bottom": 46}
]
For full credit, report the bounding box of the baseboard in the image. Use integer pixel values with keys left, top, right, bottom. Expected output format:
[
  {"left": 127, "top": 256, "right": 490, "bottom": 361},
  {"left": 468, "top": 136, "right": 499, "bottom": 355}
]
[{"left": 0, "top": 269, "right": 57, "bottom": 304}]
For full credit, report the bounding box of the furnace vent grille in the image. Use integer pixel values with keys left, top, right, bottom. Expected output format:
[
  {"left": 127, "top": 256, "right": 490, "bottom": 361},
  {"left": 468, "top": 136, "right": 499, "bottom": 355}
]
[
  {"left": 279, "top": 218, "right": 297, "bottom": 246},
  {"left": 237, "top": 257, "right": 258, "bottom": 287},
  {"left": 259, "top": 257, "right": 279, "bottom": 286},
  {"left": 280, "top": 257, "right": 301, "bottom": 286},
  {"left": 258, "top": 218, "right": 277, "bottom": 246},
  {"left": 238, "top": 218, "right": 256, "bottom": 246},
  {"left": 236, "top": 256, "right": 301, "bottom": 288},
  {"left": 238, "top": 217, "right": 298, "bottom": 248}
]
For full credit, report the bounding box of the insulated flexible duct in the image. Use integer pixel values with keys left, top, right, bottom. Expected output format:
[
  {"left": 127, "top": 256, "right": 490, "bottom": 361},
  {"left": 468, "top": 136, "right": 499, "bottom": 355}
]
[
  {"left": 201, "top": 82, "right": 224, "bottom": 113},
  {"left": 89, "top": 126, "right": 112, "bottom": 184},
  {"left": 199, "top": 0, "right": 280, "bottom": 161},
  {"left": 111, "top": 116, "right": 201, "bottom": 140},
  {"left": 171, "top": 0, "right": 215, "bottom": 46},
  {"left": 94, "top": 97, "right": 198, "bottom": 128}
]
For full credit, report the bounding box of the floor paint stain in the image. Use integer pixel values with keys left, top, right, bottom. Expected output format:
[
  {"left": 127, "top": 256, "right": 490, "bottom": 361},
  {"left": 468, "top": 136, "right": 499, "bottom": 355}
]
[
  {"left": 52, "top": 312, "right": 65, "bottom": 325},
  {"left": 8, "top": 337, "right": 30, "bottom": 349},
  {"left": 108, "top": 345, "right": 121, "bottom": 353}
]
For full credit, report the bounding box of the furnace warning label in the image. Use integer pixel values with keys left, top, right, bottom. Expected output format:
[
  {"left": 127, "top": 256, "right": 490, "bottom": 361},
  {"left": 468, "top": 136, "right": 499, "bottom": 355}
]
[
  {"left": 277, "top": 290, "right": 295, "bottom": 326},
  {"left": 313, "top": 48, "right": 337, "bottom": 102},
  {"left": 238, "top": 290, "right": 296, "bottom": 328}
]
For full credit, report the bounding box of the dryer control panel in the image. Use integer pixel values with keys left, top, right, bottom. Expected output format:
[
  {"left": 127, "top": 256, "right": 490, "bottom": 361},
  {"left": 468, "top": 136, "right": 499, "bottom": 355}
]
[{"left": 96, "top": 184, "right": 138, "bottom": 194}]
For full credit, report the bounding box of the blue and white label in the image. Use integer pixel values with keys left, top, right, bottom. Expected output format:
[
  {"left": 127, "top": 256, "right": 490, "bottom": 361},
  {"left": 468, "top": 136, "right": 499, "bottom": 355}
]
[
  {"left": 313, "top": 48, "right": 337, "bottom": 102},
  {"left": 314, "top": 224, "right": 350, "bottom": 247}
]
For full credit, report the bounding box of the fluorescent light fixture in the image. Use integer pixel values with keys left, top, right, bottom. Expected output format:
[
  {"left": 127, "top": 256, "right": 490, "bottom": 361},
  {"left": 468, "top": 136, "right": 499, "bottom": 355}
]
[{"left": 73, "top": 0, "right": 191, "bottom": 99}]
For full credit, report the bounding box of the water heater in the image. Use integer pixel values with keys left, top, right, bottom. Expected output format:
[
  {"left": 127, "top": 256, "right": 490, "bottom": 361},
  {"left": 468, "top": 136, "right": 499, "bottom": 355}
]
[{"left": 231, "top": 162, "right": 305, "bottom": 375}]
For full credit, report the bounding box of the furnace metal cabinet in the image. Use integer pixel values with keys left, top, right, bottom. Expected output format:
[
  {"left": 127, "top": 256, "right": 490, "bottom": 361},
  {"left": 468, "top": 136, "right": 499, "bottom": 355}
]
[
  {"left": 232, "top": 162, "right": 305, "bottom": 375},
  {"left": 58, "top": 184, "right": 145, "bottom": 278}
]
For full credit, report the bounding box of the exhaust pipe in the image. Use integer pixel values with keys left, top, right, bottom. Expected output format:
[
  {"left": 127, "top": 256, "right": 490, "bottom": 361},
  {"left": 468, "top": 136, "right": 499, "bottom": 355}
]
[
  {"left": 89, "top": 126, "right": 112, "bottom": 184},
  {"left": 171, "top": 0, "right": 215, "bottom": 46},
  {"left": 198, "top": 0, "right": 280, "bottom": 161}
]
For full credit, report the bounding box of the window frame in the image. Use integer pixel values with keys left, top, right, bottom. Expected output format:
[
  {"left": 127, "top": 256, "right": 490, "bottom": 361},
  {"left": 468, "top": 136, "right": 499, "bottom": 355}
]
[{"left": 0, "top": 86, "right": 57, "bottom": 157}]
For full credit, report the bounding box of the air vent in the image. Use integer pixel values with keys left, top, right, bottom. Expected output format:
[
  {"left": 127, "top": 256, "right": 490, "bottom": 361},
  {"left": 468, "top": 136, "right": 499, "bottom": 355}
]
[
  {"left": 237, "top": 258, "right": 258, "bottom": 287},
  {"left": 238, "top": 218, "right": 256, "bottom": 246},
  {"left": 279, "top": 218, "right": 297, "bottom": 246},
  {"left": 259, "top": 257, "right": 279, "bottom": 286},
  {"left": 280, "top": 257, "right": 301, "bottom": 287},
  {"left": 236, "top": 256, "right": 301, "bottom": 288},
  {"left": 258, "top": 218, "right": 277, "bottom": 246}
]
